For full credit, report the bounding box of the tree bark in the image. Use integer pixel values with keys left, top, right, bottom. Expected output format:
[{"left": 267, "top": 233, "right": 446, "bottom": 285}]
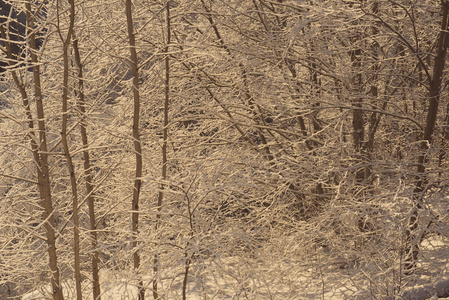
[
  {"left": 59, "top": 0, "right": 81, "bottom": 297},
  {"left": 73, "top": 38, "right": 101, "bottom": 300},
  {"left": 154, "top": 2, "right": 170, "bottom": 299},
  {"left": 125, "top": 0, "right": 144, "bottom": 298},
  {"left": 24, "top": 1, "right": 65, "bottom": 298},
  {"left": 404, "top": 0, "right": 449, "bottom": 275}
]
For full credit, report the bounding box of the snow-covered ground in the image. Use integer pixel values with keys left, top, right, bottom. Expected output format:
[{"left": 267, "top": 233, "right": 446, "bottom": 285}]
[{"left": 21, "top": 234, "right": 449, "bottom": 300}]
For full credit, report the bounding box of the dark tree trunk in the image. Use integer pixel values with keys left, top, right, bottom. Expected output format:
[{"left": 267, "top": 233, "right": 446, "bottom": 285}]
[{"left": 404, "top": 0, "right": 449, "bottom": 275}]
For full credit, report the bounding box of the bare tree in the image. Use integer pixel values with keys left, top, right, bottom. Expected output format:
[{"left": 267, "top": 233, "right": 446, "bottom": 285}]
[
  {"left": 153, "top": 2, "right": 171, "bottom": 299},
  {"left": 73, "top": 37, "right": 101, "bottom": 300},
  {"left": 125, "top": 0, "right": 144, "bottom": 298},
  {"left": 57, "top": 0, "right": 82, "bottom": 297},
  {"left": 403, "top": 0, "right": 449, "bottom": 275}
]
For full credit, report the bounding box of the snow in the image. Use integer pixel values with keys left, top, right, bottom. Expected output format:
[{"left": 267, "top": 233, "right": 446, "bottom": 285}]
[{"left": 19, "top": 233, "right": 449, "bottom": 300}]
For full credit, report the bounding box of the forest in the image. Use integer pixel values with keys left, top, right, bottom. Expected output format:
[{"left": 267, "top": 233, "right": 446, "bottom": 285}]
[{"left": 0, "top": 0, "right": 449, "bottom": 299}]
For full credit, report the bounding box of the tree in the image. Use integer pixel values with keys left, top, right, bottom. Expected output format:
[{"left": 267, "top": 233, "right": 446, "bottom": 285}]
[
  {"left": 2, "top": 0, "right": 449, "bottom": 299},
  {"left": 124, "top": 0, "right": 144, "bottom": 298},
  {"left": 403, "top": 0, "right": 449, "bottom": 274},
  {"left": 72, "top": 37, "right": 102, "bottom": 300}
]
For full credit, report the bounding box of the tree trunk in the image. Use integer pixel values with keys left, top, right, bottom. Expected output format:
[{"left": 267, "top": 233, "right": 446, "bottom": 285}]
[
  {"left": 404, "top": 0, "right": 449, "bottom": 275},
  {"left": 25, "top": 1, "right": 65, "bottom": 298},
  {"left": 154, "top": 3, "right": 171, "bottom": 299},
  {"left": 59, "top": 0, "right": 81, "bottom": 297},
  {"left": 73, "top": 38, "right": 101, "bottom": 300},
  {"left": 125, "top": 0, "right": 144, "bottom": 298}
]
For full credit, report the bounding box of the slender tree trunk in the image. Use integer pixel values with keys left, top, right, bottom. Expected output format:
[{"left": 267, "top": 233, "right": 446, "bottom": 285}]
[
  {"left": 182, "top": 252, "right": 191, "bottom": 300},
  {"left": 1, "top": 17, "right": 65, "bottom": 300},
  {"left": 73, "top": 38, "right": 101, "bottom": 300},
  {"left": 365, "top": 1, "right": 381, "bottom": 154},
  {"left": 22, "top": 2, "right": 65, "bottom": 299},
  {"left": 404, "top": 0, "right": 449, "bottom": 275},
  {"left": 153, "top": 3, "right": 170, "bottom": 299},
  {"left": 438, "top": 106, "right": 449, "bottom": 177},
  {"left": 182, "top": 194, "right": 196, "bottom": 300},
  {"left": 350, "top": 37, "right": 372, "bottom": 186},
  {"left": 58, "top": 0, "right": 81, "bottom": 297},
  {"left": 125, "top": 0, "right": 144, "bottom": 298},
  {"left": 61, "top": 66, "right": 82, "bottom": 300}
]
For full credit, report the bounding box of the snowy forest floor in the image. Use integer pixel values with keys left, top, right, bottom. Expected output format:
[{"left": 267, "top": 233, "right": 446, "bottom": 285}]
[{"left": 20, "top": 234, "right": 449, "bottom": 300}]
